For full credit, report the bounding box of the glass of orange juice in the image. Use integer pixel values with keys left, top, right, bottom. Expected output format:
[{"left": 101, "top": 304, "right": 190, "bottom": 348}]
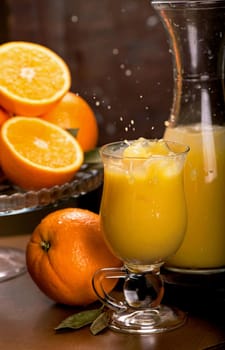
[{"left": 92, "top": 138, "right": 189, "bottom": 334}]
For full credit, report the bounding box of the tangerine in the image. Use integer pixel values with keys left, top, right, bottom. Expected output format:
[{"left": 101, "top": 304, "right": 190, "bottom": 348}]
[
  {"left": 41, "top": 92, "right": 98, "bottom": 152},
  {"left": 26, "top": 208, "right": 122, "bottom": 306}
]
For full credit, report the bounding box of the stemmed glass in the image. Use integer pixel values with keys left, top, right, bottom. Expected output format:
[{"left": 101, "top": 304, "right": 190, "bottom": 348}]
[{"left": 92, "top": 138, "right": 189, "bottom": 334}]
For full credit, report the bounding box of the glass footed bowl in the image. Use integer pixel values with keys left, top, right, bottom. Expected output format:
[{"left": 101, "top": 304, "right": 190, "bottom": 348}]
[{"left": 0, "top": 162, "right": 103, "bottom": 215}]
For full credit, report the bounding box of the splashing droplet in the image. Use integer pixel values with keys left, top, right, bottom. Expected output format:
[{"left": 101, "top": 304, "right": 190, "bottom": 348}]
[
  {"left": 125, "top": 69, "right": 132, "bottom": 77},
  {"left": 146, "top": 15, "right": 158, "bottom": 28},
  {"left": 71, "top": 15, "right": 79, "bottom": 23},
  {"left": 112, "top": 48, "right": 119, "bottom": 55}
]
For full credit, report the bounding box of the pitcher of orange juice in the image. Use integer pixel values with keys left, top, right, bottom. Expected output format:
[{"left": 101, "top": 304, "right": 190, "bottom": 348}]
[{"left": 151, "top": 0, "right": 225, "bottom": 273}]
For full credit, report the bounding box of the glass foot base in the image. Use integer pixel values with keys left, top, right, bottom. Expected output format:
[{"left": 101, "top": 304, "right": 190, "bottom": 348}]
[
  {"left": 109, "top": 305, "right": 187, "bottom": 334},
  {"left": 165, "top": 266, "right": 225, "bottom": 275},
  {"left": 0, "top": 247, "right": 26, "bottom": 282}
]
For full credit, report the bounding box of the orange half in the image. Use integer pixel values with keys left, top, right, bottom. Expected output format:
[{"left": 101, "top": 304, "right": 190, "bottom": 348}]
[
  {"left": 0, "top": 116, "right": 84, "bottom": 190},
  {"left": 0, "top": 41, "right": 71, "bottom": 116}
]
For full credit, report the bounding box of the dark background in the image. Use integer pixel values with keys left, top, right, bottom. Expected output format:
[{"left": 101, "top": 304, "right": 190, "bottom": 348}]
[{"left": 0, "top": 0, "right": 173, "bottom": 145}]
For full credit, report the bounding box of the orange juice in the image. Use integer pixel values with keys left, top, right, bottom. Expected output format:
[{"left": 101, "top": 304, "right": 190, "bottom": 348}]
[
  {"left": 164, "top": 124, "right": 225, "bottom": 269},
  {"left": 100, "top": 139, "right": 188, "bottom": 267}
]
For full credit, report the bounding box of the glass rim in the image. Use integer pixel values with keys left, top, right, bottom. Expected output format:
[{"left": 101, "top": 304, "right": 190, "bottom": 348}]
[{"left": 100, "top": 139, "right": 190, "bottom": 160}]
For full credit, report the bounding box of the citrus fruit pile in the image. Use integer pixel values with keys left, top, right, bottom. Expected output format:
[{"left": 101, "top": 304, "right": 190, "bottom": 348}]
[
  {"left": 26, "top": 208, "right": 122, "bottom": 306},
  {"left": 0, "top": 41, "right": 98, "bottom": 190}
]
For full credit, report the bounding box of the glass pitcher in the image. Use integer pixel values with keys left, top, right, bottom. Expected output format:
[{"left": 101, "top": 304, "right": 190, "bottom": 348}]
[{"left": 151, "top": 0, "right": 225, "bottom": 273}]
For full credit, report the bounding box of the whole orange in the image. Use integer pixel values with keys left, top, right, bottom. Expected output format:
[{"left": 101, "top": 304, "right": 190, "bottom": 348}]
[
  {"left": 41, "top": 92, "right": 99, "bottom": 152},
  {"left": 0, "top": 107, "right": 10, "bottom": 129},
  {"left": 26, "top": 208, "right": 122, "bottom": 306},
  {"left": 0, "top": 107, "right": 10, "bottom": 166}
]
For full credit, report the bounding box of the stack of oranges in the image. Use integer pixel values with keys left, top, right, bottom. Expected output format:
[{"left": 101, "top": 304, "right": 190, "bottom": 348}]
[
  {"left": 0, "top": 42, "right": 120, "bottom": 309},
  {"left": 0, "top": 41, "right": 99, "bottom": 190}
]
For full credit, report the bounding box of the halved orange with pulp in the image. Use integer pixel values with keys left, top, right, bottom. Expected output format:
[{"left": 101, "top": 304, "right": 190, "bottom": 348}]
[
  {"left": 0, "top": 116, "right": 84, "bottom": 190},
  {"left": 0, "top": 41, "right": 71, "bottom": 116}
]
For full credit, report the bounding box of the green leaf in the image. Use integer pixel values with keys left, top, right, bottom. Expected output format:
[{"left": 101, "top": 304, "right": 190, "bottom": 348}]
[
  {"left": 90, "top": 310, "right": 111, "bottom": 335},
  {"left": 66, "top": 128, "right": 79, "bottom": 137},
  {"left": 55, "top": 305, "right": 104, "bottom": 331},
  {"left": 84, "top": 148, "right": 102, "bottom": 164}
]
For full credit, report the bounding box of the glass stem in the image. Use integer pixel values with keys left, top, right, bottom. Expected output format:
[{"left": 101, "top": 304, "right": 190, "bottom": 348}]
[{"left": 124, "top": 269, "right": 164, "bottom": 309}]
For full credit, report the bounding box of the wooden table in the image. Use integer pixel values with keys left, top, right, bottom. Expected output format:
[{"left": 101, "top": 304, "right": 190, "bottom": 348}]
[{"left": 0, "top": 234, "right": 225, "bottom": 350}]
